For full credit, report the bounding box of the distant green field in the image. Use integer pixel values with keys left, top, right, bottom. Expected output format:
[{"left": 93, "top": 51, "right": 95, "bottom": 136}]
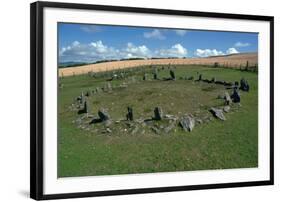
[{"left": 58, "top": 65, "right": 258, "bottom": 177}]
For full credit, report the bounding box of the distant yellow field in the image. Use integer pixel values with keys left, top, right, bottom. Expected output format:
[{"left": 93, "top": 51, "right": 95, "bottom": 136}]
[{"left": 59, "top": 53, "right": 258, "bottom": 77}]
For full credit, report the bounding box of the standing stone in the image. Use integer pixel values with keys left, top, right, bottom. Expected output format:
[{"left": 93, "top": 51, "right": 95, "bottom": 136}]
[
  {"left": 126, "top": 107, "right": 134, "bottom": 121},
  {"left": 143, "top": 73, "right": 147, "bottom": 81},
  {"left": 153, "top": 72, "right": 158, "bottom": 80},
  {"left": 96, "top": 87, "right": 101, "bottom": 93},
  {"left": 198, "top": 74, "right": 202, "bottom": 81},
  {"left": 153, "top": 68, "right": 158, "bottom": 80},
  {"left": 83, "top": 101, "right": 89, "bottom": 114},
  {"left": 231, "top": 88, "right": 241, "bottom": 103},
  {"left": 240, "top": 78, "right": 250, "bottom": 92},
  {"left": 179, "top": 116, "right": 195, "bottom": 132},
  {"left": 80, "top": 92, "right": 85, "bottom": 104},
  {"left": 170, "top": 70, "right": 176, "bottom": 80},
  {"left": 98, "top": 108, "right": 110, "bottom": 121},
  {"left": 106, "top": 82, "right": 112, "bottom": 91},
  {"left": 224, "top": 92, "right": 232, "bottom": 105},
  {"left": 187, "top": 76, "right": 194, "bottom": 80},
  {"left": 85, "top": 90, "right": 92, "bottom": 97},
  {"left": 154, "top": 107, "right": 163, "bottom": 120},
  {"left": 210, "top": 107, "right": 226, "bottom": 121}
]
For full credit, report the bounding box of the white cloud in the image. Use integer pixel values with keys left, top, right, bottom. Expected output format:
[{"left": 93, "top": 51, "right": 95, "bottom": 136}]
[
  {"left": 123, "top": 42, "right": 151, "bottom": 58},
  {"left": 234, "top": 42, "right": 250, "bottom": 47},
  {"left": 59, "top": 41, "right": 190, "bottom": 63},
  {"left": 226, "top": 47, "right": 239, "bottom": 54},
  {"left": 194, "top": 49, "right": 225, "bottom": 57},
  {"left": 59, "top": 41, "right": 152, "bottom": 62},
  {"left": 175, "top": 30, "right": 187, "bottom": 36},
  {"left": 194, "top": 47, "right": 239, "bottom": 57},
  {"left": 143, "top": 29, "right": 165, "bottom": 40},
  {"left": 80, "top": 25, "right": 101, "bottom": 33},
  {"left": 59, "top": 40, "right": 119, "bottom": 62},
  {"left": 155, "top": 43, "right": 188, "bottom": 57}
]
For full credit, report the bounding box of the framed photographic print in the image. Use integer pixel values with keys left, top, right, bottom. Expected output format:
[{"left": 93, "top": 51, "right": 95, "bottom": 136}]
[{"left": 30, "top": 1, "right": 274, "bottom": 200}]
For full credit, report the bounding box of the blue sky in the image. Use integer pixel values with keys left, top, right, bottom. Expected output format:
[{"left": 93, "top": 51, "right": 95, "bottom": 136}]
[{"left": 58, "top": 23, "right": 258, "bottom": 63}]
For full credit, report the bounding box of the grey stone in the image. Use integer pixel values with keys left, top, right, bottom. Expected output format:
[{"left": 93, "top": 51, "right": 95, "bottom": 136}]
[
  {"left": 153, "top": 68, "right": 158, "bottom": 80},
  {"left": 131, "top": 126, "right": 139, "bottom": 135},
  {"left": 179, "top": 116, "right": 195, "bottom": 132},
  {"left": 85, "top": 90, "right": 92, "bottom": 97},
  {"left": 240, "top": 78, "right": 250, "bottom": 92},
  {"left": 106, "top": 82, "right": 112, "bottom": 91},
  {"left": 170, "top": 70, "right": 176, "bottom": 80},
  {"left": 223, "top": 106, "right": 231, "bottom": 113},
  {"left": 210, "top": 107, "right": 226, "bottom": 121},
  {"left": 151, "top": 126, "right": 161, "bottom": 134},
  {"left": 231, "top": 88, "right": 241, "bottom": 103},
  {"left": 164, "top": 114, "right": 177, "bottom": 121},
  {"left": 143, "top": 73, "right": 147, "bottom": 81},
  {"left": 153, "top": 107, "right": 163, "bottom": 120},
  {"left": 224, "top": 92, "right": 232, "bottom": 105},
  {"left": 98, "top": 108, "right": 110, "bottom": 121},
  {"left": 196, "top": 119, "right": 203, "bottom": 124},
  {"left": 80, "top": 92, "right": 85, "bottom": 104},
  {"left": 126, "top": 107, "right": 134, "bottom": 121},
  {"left": 164, "top": 122, "right": 176, "bottom": 133},
  {"left": 83, "top": 101, "right": 89, "bottom": 114}
]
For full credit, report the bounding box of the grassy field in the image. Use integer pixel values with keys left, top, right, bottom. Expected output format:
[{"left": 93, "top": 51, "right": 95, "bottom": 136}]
[{"left": 58, "top": 65, "right": 258, "bottom": 177}]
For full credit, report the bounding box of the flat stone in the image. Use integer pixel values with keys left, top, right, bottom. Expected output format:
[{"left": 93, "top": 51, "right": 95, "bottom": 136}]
[
  {"left": 151, "top": 126, "right": 161, "bottom": 134},
  {"left": 164, "top": 122, "right": 176, "bottom": 133},
  {"left": 210, "top": 107, "right": 226, "bottom": 121},
  {"left": 131, "top": 126, "right": 139, "bottom": 135}
]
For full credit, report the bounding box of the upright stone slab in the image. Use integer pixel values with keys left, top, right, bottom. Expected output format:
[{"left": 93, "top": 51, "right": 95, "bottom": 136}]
[
  {"left": 170, "top": 70, "right": 176, "bottom": 80},
  {"left": 98, "top": 108, "right": 110, "bottom": 121},
  {"left": 153, "top": 72, "right": 158, "bottom": 80},
  {"left": 143, "top": 73, "right": 147, "bottom": 81},
  {"left": 83, "top": 100, "right": 89, "bottom": 114},
  {"left": 240, "top": 78, "right": 250, "bottom": 92},
  {"left": 231, "top": 88, "right": 241, "bottom": 103},
  {"left": 211, "top": 77, "right": 216, "bottom": 83},
  {"left": 198, "top": 74, "right": 202, "bottom": 81},
  {"left": 126, "top": 107, "right": 134, "bottom": 121},
  {"left": 154, "top": 107, "right": 163, "bottom": 120},
  {"left": 80, "top": 92, "right": 85, "bottom": 104},
  {"left": 106, "top": 82, "right": 112, "bottom": 91},
  {"left": 224, "top": 92, "right": 232, "bottom": 105}
]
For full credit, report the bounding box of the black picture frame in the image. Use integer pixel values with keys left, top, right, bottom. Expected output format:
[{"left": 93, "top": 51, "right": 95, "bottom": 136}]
[{"left": 30, "top": 1, "right": 274, "bottom": 200}]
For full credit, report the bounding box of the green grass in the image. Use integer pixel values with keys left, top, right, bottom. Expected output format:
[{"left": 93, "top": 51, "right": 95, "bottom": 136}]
[{"left": 58, "top": 65, "right": 258, "bottom": 177}]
